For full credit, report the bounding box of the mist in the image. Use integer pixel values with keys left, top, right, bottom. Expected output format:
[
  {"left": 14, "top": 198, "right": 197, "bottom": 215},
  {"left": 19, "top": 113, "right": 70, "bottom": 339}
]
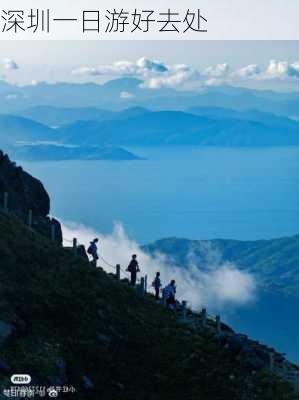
[{"left": 62, "top": 220, "right": 257, "bottom": 315}]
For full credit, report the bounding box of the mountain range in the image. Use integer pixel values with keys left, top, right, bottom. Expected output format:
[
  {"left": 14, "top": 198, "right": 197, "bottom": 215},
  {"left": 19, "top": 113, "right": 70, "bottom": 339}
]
[
  {"left": 143, "top": 235, "right": 299, "bottom": 297},
  {"left": 57, "top": 110, "right": 299, "bottom": 147},
  {"left": 1, "top": 77, "right": 299, "bottom": 118},
  {"left": 0, "top": 107, "right": 298, "bottom": 151}
]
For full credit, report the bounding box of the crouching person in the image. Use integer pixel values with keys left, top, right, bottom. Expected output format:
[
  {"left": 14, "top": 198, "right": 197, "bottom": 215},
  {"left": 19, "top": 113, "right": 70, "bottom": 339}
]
[{"left": 163, "top": 280, "right": 177, "bottom": 310}]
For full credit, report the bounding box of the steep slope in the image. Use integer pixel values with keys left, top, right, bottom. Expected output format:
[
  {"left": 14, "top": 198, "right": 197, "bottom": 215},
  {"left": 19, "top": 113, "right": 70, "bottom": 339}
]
[
  {"left": 0, "top": 158, "right": 296, "bottom": 399},
  {"left": 143, "top": 235, "right": 299, "bottom": 296},
  {"left": 0, "top": 213, "right": 296, "bottom": 400}
]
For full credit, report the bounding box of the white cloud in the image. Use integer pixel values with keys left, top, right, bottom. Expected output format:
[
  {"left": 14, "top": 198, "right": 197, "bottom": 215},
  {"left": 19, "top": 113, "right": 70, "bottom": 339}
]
[
  {"left": 73, "top": 58, "right": 201, "bottom": 90},
  {"left": 233, "top": 64, "right": 261, "bottom": 78},
  {"left": 204, "top": 78, "right": 227, "bottom": 87},
  {"left": 62, "top": 221, "right": 257, "bottom": 313},
  {"left": 265, "top": 59, "right": 299, "bottom": 79},
  {"left": 136, "top": 57, "right": 168, "bottom": 73},
  {"left": 120, "top": 91, "right": 135, "bottom": 100},
  {"left": 5, "top": 93, "right": 19, "bottom": 100},
  {"left": 72, "top": 58, "right": 299, "bottom": 90},
  {"left": 204, "top": 63, "right": 230, "bottom": 78},
  {"left": 30, "top": 80, "right": 39, "bottom": 86},
  {"left": 72, "top": 57, "right": 168, "bottom": 78},
  {"left": 3, "top": 58, "right": 19, "bottom": 71},
  {"left": 142, "top": 64, "right": 200, "bottom": 89}
]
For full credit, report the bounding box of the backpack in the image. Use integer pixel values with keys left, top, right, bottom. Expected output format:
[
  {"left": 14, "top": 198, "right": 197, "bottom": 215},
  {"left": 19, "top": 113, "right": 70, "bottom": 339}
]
[{"left": 87, "top": 244, "right": 93, "bottom": 255}]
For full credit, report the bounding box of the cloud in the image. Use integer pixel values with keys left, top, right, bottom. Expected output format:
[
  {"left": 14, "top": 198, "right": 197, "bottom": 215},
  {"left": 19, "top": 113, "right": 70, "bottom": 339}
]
[
  {"left": 72, "top": 57, "right": 168, "bottom": 78},
  {"left": 204, "top": 63, "right": 230, "bottom": 78},
  {"left": 233, "top": 64, "right": 261, "bottom": 78},
  {"left": 142, "top": 64, "right": 200, "bottom": 89},
  {"left": 136, "top": 57, "right": 168, "bottom": 73},
  {"left": 120, "top": 91, "right": 135, "bottom": 100},
  {"left": 73, "top": 58, "right": 201, "bottom": 90},
  {"left": 265, "top": 60, "right": 299, "bottom": 79},
  {"left": 61, "top": 221, "right": 257, "bottom": 314},
  {"left": 2, "top": 58, "right": 19, "bottom": 71},
  {"left": 5, "top": 94, "right": 19, "bottom": 100},
  {"left": 72, "top": 57, "right": 299, "bottom": 90},
  {"left": 30, "top": 80, "right": 39, "bottom": 86}
]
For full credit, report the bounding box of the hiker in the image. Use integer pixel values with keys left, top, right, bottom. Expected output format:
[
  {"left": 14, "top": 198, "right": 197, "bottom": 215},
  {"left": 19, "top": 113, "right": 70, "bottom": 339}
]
[
  {"left": 126, "top": 254, "right": 140, "bottom": 286},
  {"left": 163, "top": 280, "right": 177, "bottom": 309},
  {"left": 152, "top": 272, "right": 162, "bottom": 300},
  {"left": 87, "top": 238, "right": 99, "bottom": 266}
]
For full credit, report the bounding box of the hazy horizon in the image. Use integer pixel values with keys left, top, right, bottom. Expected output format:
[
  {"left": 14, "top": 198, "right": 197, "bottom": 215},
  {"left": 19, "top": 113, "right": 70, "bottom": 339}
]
[{"left": 1, "top": 41, "right": 299, "bottom": 92}]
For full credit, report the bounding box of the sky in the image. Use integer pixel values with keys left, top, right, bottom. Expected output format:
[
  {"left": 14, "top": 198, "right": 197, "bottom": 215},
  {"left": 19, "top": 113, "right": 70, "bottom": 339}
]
[{"left": 0, "top": 40, "right": 299, "bottom": 91}]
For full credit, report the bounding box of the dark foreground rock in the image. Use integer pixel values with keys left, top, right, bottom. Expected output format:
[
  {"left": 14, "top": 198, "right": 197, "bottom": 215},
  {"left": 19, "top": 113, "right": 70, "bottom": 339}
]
[{"left": 0, "top": 151, "right": 62, "bottom": 244}]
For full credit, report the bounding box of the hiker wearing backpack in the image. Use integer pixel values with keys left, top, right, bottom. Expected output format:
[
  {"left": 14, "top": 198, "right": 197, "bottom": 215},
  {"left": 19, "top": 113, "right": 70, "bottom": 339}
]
[
  {"left": 87, "top": 238, "right": 99, "bottom": 266},
  {"left": 152, "top": 272, "right": 162, "bottom": 300},
  {"left": 126, "top": 254, "right": 140, "bottom": 286},
  {"left": 163, "top": 280, "right": 177, "bottom": 310}
]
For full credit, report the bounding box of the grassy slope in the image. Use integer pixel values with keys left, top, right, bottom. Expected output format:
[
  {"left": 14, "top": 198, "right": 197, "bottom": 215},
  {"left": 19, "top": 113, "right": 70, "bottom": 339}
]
[{"left": 0, "top": 212, "right": 296, "bottom": 400}]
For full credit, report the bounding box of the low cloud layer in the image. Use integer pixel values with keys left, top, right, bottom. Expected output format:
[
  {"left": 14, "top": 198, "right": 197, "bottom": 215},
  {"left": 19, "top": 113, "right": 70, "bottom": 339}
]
[
  {"left": 72, "top": 57, "right": 299, "bottom": 90},
  {"left": 265, "top": 60, "right": 299, "bottom": 79},
  {"left": 62, "top": 221, "right": 257, "bottom": 314},
  {"left": 2, "top": 58, "right": 19, "bottom": 71},
  {"left": 72, "top": 57, "right": 168, "bottom": 78}
]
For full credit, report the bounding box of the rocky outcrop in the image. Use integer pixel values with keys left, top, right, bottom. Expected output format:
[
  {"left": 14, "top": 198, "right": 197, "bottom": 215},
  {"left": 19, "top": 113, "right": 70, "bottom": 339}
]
[
  {"left": 0, "top": 150, "right": 62, "bottom": 244},
  {"left": 0, "top": 321, "right": 13, "bottom": 347}
]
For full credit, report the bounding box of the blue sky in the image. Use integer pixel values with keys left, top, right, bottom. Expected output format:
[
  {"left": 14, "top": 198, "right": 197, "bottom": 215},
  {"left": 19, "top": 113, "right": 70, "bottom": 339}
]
[{"left": 1, "top": 41, "right": 299, "bottom": 91}]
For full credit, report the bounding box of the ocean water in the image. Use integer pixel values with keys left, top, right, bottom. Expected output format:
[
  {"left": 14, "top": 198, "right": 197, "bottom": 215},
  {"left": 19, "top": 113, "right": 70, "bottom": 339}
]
[
  {"left": 21, "top": 146, "right": 299, "bottom": 244},
  {"left": 21, "top": 146, "right": 299, "bottom": 362},
  {"left": 227, "top": 291, "right": 299, "bottom": 363}
]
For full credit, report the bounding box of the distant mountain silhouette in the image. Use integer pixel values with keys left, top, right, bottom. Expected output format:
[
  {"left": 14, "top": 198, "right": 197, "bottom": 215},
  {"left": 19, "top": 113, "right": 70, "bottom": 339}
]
[
  {"left": 16, "top": 106, "right": 150, "bottom": 127},
  {"left": 1, "top": 78, "right": 299, "bottom": 117},
  {"left": 143, "top": 235, "right": 299, "bottom": 297},
  {"left": 11, "top": 143, "right": 140, "bottom": 161},
  {"left": 58, "top": 110, "right": 299, "bottom": 147},
  {"left": 0, "top": 115, "right": 58, "bottom": 147}
]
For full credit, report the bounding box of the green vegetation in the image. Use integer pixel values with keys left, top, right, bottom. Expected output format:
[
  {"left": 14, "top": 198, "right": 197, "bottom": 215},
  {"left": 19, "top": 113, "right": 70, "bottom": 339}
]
[{"left": 0, "top": 212, "right": 296, "bottom": 399}]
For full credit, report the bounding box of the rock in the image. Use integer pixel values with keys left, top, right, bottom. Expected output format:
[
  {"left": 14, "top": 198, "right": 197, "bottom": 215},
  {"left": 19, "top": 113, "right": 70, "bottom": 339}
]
[
  {"left": 0, "top": 360, "right": 11, "bottom": 374},
  {"left": 0, "top": 320, "right": 14, "bottom": 346},
  {"left": 244, "top": 353, "right": 266, "bottom": 371},
  {"left": 115, "top": 382, "right": 125, "bottom": 391},
  {"left": 53, "top": 358, "right": 67, "bottom": 385},
  {"left": 225, "top": 334, "right": 245, "bottom": 354},
  {"left": 83, "top": 376, "right": 94, "bottom": 390},
  {"left": 12, "top": 315, "right": 27, "bottom": 335},
  {"left": 77, "top": 245, "right": 88, "bottom": 261},
  {"left": 0, "top": 151, "right": 49, "bottom": 216},
  {"left": 97, "top": 333, "right": 111, "bottom": 345},
  {"left": 0, "top": 151, "right": 62, "bottom": 245}
]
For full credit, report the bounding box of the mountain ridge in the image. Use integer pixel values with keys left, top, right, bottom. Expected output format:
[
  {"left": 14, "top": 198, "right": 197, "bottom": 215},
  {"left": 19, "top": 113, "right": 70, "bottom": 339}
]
[{"left": 143, "top": 235, "right": 299, "bottom": 297}]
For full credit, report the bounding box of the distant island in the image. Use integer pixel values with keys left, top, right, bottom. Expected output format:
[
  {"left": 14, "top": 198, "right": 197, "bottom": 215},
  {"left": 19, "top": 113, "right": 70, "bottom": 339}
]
[{"left": 10, "top": 143, "right": 141, "bottom": 161}]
